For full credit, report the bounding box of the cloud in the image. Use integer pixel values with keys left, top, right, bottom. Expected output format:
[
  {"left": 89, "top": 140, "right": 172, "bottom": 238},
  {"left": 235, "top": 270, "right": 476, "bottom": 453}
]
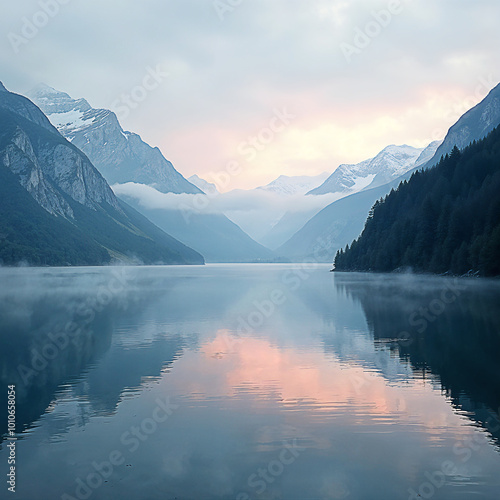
[
  {"left": 2, "top": 0, "right": 500, "bottom": 188},
  {"left": 113, "top": 182, "right": 342, "bottom": 215},
  {"left": 113, "top": 182, "right": 345, "bottom": 241}
]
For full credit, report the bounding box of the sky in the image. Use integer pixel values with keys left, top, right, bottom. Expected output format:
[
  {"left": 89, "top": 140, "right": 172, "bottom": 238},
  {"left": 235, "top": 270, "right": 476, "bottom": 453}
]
[{"left": 1, "top": 0, "right": 500, "bottom": 190}]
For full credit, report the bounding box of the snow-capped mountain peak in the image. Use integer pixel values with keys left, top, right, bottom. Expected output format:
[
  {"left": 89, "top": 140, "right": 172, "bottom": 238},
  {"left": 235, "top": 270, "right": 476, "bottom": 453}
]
[
  {"left": 29, "top": 84, "right": 110, "bottom": 139},
  {"left": 307, "top": 143, "right": 438, "bottom": 196},
  {"left": 0, "top": 83, "right": 121, "bottom": 216},
  {"left": 29, "top": 83, "right": 92, "bottom": 112},
  {"left": 28, "top": 84, "right": 201, "bottom": 194},
  {"left": 30, "top": 82, "right": 63, "bottom": 95},
  {"left": 258, "top": 172, "right": 329, "bottom": 196}
]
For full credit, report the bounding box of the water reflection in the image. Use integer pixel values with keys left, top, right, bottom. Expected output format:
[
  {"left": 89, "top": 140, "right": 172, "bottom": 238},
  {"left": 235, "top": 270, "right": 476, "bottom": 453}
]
[
  {"left": 0, "top": 265, "right": 499, "bottom": 499},
  {"left": 334, "top": 273, "right": 500, "bottom": 446},
  {"left": 0, "top": 267, "right": 189, "bottom": 438}
]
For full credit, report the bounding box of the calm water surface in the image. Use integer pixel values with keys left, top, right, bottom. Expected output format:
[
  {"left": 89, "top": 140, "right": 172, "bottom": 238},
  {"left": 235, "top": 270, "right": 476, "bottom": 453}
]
[{"left": 1, "top": 264, "right": 500, "bottom": 500}]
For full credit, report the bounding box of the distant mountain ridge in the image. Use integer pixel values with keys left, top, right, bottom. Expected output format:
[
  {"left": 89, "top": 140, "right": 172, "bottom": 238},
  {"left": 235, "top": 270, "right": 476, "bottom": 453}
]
[
  {"left": 29, "top": 84, "right": 202, "bottom": 194},
  {"left": 335, "top": 127, "right": 500, "bottom": 276},
  {"left": 419, "top": 82, "right": 500, "bottom": 172},
  {"left": 277, "top": 81, "right": 500, "bottom": 262},
  {"left": 188, "top": 174, "right": 219, "bottom": 195},
  {"left": 308, "top": 143, "right": 440, "bottom": 196},
  {"left": 30, "top": 83, "right": 275, "bottom": 263},
  {"left": 118, "top": 192, "right": 276, "bottom": 263},
  {"left": 259, "top": 143, "right": 439, "bottom": 250},
  {"left": 259, "top": 172, "right": 329, "bottom": 196}
]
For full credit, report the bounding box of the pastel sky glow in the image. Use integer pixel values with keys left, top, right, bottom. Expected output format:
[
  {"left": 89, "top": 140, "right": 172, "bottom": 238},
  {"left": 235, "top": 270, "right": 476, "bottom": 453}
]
[{"left": 1, "top": 0, "right": 500, "bottom": 189}]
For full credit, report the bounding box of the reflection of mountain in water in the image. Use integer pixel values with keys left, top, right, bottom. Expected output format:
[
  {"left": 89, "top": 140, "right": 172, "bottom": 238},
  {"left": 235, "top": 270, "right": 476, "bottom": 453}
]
[
  {"left": 289, "top": 273, "right": 415, "bottom": 382},
  {"left": 335, "top": 274, "right": 500, "bottom": 446},
  {"left": 73, "top": 334, "right": 185, "bottom": 416},
  {"left": 0, "top": 295, "right": 113, "bottom": 437},
  {"left": 0, "top": 269, "right": 187, "bottom": 442}
]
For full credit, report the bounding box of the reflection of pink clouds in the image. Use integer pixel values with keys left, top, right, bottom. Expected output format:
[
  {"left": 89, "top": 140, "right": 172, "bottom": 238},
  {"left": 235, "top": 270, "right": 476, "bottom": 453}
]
[
  {"left": 198, "top": 333, "right": 409, "bottom": 417},
  {"left": 172, "top": 331, "right": 478, "bottom": 444}
]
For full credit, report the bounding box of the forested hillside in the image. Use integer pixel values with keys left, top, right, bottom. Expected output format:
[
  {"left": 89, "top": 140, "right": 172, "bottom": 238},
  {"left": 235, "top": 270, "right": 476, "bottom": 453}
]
[{"left": 335, "top": 126, "right": 500, "bottom": 276}]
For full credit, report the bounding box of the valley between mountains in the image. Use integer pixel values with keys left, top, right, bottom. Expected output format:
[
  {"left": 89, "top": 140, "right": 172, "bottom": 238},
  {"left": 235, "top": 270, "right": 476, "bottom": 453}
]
[{"left": 2, "top": 79, "right": 500, "bottom": 274}]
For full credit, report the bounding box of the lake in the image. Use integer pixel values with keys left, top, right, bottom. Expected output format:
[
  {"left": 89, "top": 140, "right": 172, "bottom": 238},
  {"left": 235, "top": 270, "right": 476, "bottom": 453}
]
[{"left": 1, "top": 264, "right": 500, "bottom": 500}]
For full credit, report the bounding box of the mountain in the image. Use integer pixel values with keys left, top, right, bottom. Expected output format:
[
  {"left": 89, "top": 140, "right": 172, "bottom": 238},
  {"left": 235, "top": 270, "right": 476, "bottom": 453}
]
[
  {"left": 420, "top": 82, "right": 500, "bottom": 172},
  {"left": 259, "top": 172, "right": 329, "bottom": 196},
  {"left": 276, "top": 183, "right": 393, "bottom": 261},
  {"left": 1, "top": 85, "right": 119, "bottom": 214},
  {"left": 31, "top": 84, "right": 273, "bottom": 263},
  {"left": 307, "top": 144, "right": 437, "bottom": 196},
  {"left": 0, "top": 83, "right": 204, "bottom": 266},
  {"left": 335, "top": 128, "right": 500, "bottom": 276},
  {"left": 180, "top": 172, "right": 330, "bottom": 247},
  {"left": 117, "top": 192, "right": 276, "bottom": 263},
  {"left": 211, "top": 173, "right": 329, "bottom": 246},
  {"left": 277, "top": 82, "right": 500, "bottom": 262},
  {"left": 260, "top": 144, "right": 439, "bottom": 251},
  {"left": 188, "top": 174, "right": 219, "bottom": 195},
  {"left": 29, "top": 84, "right": 201, "bottom": 194},
  {"left": 259, "top": 208, "right": 322, "bottom": 250},
  {"left": 412, "top": 140, "right": 444, "bottom": 171}
]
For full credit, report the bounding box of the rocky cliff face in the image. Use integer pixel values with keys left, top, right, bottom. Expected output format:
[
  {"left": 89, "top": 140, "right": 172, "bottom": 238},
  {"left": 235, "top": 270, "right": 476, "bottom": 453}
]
[
  {"left": 0, "top": 124, "right": 74, "bottom": 218},
  {"left": 1, "top": 83, "right": 120, "bottom": 215},
  {"left": 0, "top": 82, "right": 204, "bottom": 266},
  {"left": 29, "top": 84, "right": 202, "bottom": 194},
  {"left": 23, "top": 84, "right": 274, "bottom": 264},
  {"left": 36, "top": 138, "right": 120, "bottom": 210}
]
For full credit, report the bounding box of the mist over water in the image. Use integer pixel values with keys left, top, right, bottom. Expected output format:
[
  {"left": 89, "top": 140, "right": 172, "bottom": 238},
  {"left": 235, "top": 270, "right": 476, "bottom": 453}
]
[{"left": 1, "top": 265, "right": 500, "bottom": 499}]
